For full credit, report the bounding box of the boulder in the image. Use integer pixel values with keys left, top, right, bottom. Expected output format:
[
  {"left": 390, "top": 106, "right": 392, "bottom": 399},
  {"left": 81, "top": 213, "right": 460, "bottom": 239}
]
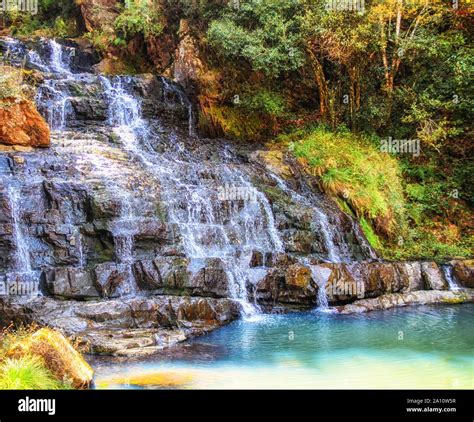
[
  {"left": 400, "top": 262, "right": 423, "bottom": 291},
  {"left": 79, "top": 0, "right": 118, "bottom": 33},
  {"left": 255, "top": 261, "right": 317, "bottom": 310},
  {"left": 0, "top": 99, "right": 50, "bottom": 148},
  {"left": 133, "top": 259, "right": 162, "bottom": 290},
  {"left": 281, "top": 229, "right": 314, "bottom": 254},
  {"left": 285, "top": 264, "right": 312, "bottom": 289},
  {"left": 450, "top": 260, "right": 474, "bottom": 288},
  {"left": 187, "top": 258, "right": 230, "bottom": 298},
  {"left": 172, "top": 19, "right": 204, "bottom": 86},
  {"left": 248, "top": 150, "right": 292, "bottom": 179},
  {"left": 132, "top": 257, "right": 189, "bottom": 293},
  {"left": 324, "top": 263, "right": 364, "bottom": 302},
  {"left": 0, "top": 296, "right": 240, "bottom": 356},
  {"left": 421, "top": 262, "right": 448, "bottom": 290}
]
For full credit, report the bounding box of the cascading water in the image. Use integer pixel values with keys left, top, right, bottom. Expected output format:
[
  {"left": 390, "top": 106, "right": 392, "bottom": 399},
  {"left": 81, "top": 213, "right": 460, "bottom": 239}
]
[
  {"left": 37, "top": 79, "right": 72, "bottom": 130},
  {"left": 441, "top": 265, "right": 461, "bottom": 291},
  {"left": 32, "top": 39, "right": 75, "bottom": 130},
  {"left": 98, "top": 76, "right": 153, "bottom": 295},
  {"left": 99, "top": 75, "right": 284, "bottom": 316},
  {"left": 48, "top": 39, "right": 73, "bottom": 74},
  {"left": 6, "top": 185, "right": 32, "bottom": 274},
  {"left": 267, "top": 171, "right": 378, "bottom": 310},
  {"left": 268, "top": 172, "right": 343, "bottom": 310},
  {"left": 0, "top": 36, "right": 381, "bottom": 314},
  {"left": 3, "top": 38, "right": 144, "bottom": 295},
  {"left": 2, "top": 183, "right": 39, "bottom": 296},
  {"left": 268, "top": 173, "right": 341, "bottom": 263}
]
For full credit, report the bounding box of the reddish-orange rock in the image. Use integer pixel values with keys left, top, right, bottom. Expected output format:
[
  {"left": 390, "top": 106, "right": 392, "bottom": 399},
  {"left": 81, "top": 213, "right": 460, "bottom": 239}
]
[{"left": 0, "top": 98, "right": 50, "bottom": 147}]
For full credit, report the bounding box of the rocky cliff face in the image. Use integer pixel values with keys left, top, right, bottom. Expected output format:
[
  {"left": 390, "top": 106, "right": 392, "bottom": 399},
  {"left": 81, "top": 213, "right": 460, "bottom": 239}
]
[{"left": 0, "top": 38, "right": 472, "bottom": 356}]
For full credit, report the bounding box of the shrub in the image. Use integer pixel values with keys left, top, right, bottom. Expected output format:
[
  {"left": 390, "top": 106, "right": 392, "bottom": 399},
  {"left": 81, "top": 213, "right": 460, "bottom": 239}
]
[
  {"left": 114, "top": 2, "right": 163, "bottom": 40},
  {"left": 288, "top": 125, "right": 405, "bottom": 237},
  {"left": 207, "top": 0, "right": 305, "bottom": 78},
  {"left": 240, "top": 89, "right": 286, "bottom": 118}
]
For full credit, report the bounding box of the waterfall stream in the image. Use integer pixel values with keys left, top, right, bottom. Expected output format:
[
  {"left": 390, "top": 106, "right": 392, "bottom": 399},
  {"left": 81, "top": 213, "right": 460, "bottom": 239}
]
[
  {"left": 1, "top": 37, "right": 379, "bottom": 313},
  {"left": 98, "top": 74, "right": 284, "bottom": 316},
  {"left": 6, "top": 185, "right": 32, "bottom": 274},
  {"left": 441, "top": 265, "right": 461, "bottom": 291}
]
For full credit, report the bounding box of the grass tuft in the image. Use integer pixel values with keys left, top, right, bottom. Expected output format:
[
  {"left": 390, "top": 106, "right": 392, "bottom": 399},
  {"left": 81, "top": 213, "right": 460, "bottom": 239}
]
[{"left": 0, "top": 355, "right": 71, "bottom": 390}]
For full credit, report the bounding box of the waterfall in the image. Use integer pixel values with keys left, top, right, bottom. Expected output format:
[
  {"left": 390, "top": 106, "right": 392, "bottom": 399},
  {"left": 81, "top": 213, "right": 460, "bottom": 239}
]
[
  {"left": 0, "top": 36, "right": 382, "bottom": 313},
  {"left": 6, "top": 185, "right": 32, "bottom": 274},
  {"left": 48, "top": 39, "right": 72, "bottom": 74},
  {"left": 312, "top": 268, "right": 329, "bottom": 310},
  {"left": 302, "top": 260, "right": 333, "bottom": 311},
  {"left": 1, "top": 37, "right": 286, "bottom": 311},
  {"left": 75, "top": 227, "right": 85, "bottom": 268},
  {"left": 268, "top": 173, "right": 341, "bottom": 263},
  {"left": 29, "top": 39, "right": 76, "bottom": 130},
  {"left": 268, "top": 172, "right": 376, "bottom": 310},
  {"left": 98, "top": 75, "right": 283, "bottom": 316},
  {"left": 441, "top": 265, "right": 461, "bottom": 291},
  {"left": 161, "top": 77, "right": 196, "bottom": 137},
  {"left": 36, "top": 79, "right": 72, "bottom": 130}
]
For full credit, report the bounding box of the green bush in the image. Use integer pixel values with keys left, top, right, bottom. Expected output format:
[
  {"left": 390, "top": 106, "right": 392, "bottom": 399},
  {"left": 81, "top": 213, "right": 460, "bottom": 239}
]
[
  {"left": 288, "top": 125, "right": 405, "bottom": 236},
  {"left": 240, "top": 89, "right": 286, "bottom": 118},
  {"left": 114, "top": 3, "right": 163, "bottom": 40},
  {"left": 207, "top": 0, "right": 305, "bottom": 78},
  {"left": 5, "top": 0, "right": 79, "bottom": 37}
]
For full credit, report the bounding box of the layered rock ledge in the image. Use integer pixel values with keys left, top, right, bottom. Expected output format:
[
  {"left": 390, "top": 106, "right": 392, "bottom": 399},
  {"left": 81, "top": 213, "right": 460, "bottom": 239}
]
[
  {"left": 0, "top": 295, "right": 240, "bottom": 356},
  {"left": 338, "top": 289, "right": 474, "bottom": 314}
]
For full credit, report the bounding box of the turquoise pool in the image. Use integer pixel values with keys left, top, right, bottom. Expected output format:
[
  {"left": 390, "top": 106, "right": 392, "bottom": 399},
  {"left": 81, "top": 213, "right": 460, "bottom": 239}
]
[{"left": 91, "top": 304, "right": 474, "bottom": 389}]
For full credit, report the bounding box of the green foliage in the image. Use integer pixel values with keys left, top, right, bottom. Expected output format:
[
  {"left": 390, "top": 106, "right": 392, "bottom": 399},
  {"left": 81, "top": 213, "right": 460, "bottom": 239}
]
[
  {"left": 396, "top": 30, "right": 473, "bottom": 149},
  {"left": 207, "top": 0, "right": 305, "bottom": 77},
  {"left": 52, "top": 17, "right": 70, "bottom": 38},
  {"left": 114, "top": 2, "right": 163, "bottom": 40},
  {"left": 5, "top": 0, "right": 79, "bottom": 37},
  {"left": 288, "top": 125, "right": 405, "bottom": 233},
  {"left": 200, "top": 104, "right": 266, "bottom": 140},
  {"left": 383, "top": 231, "right": 473, "bottom": 261},
  {"left": 239, "top": 88, "right": 286, "bottom": 117},
  {"left": 359, "top": 217, "right": 382, "bottom": 250}
]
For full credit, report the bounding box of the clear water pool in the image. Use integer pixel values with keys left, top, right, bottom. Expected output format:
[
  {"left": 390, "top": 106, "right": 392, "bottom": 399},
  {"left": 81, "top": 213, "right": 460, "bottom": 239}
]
[{"left": 91, "top": 304, "right": 474, "bottom": 389}]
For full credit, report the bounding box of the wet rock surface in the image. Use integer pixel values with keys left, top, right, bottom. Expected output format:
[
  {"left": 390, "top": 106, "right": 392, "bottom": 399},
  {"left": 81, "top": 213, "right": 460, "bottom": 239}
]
[
  {"left": 0, "top": 38, "right": 472, "bottom": 356},
  {"left": 338, "top": 289, "right": 474, "bottom": 314},
  {"left": 0, "top": 295, "right": 240, "bottom": 355},
  {"left": 450, "top": 259, "right": 474, "bottom": 288}
]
